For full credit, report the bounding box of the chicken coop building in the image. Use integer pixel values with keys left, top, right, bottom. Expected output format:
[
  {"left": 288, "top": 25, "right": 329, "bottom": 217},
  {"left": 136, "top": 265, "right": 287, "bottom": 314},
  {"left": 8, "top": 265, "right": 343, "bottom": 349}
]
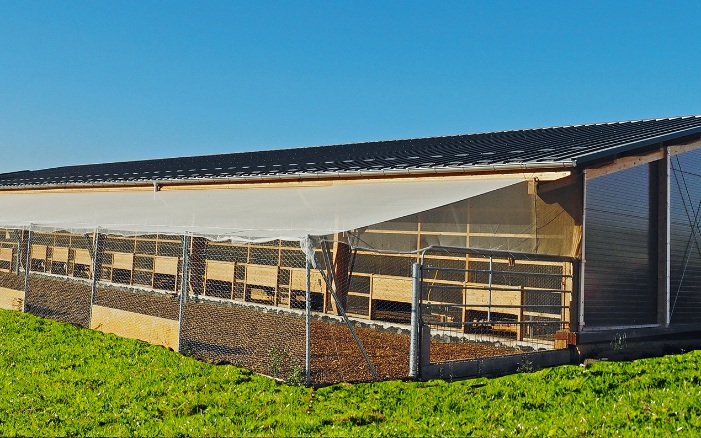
[{"left": 1, "top": 115, "right": 701, "bottom": 383}]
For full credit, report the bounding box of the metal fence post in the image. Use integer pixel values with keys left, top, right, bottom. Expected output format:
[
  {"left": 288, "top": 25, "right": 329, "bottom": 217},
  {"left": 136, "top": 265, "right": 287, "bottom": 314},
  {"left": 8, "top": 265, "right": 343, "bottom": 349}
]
[
  {"left": 409, "top": 262, "right": 421, "bottom": 379},
  {"left": 305, "top": 252, "right": 312, "bottom": 387},
  {"left": 15, "top": 230, "right": 21, "bottom": 276},
  {"left": 88, "top": 230, "right": 101, "bottom": 326},
  {"left": 177, "top": 234, "right": 191, "bottom": 354},
  {"left": 22, "top": 227, "right": 32, "bottom": 313},
  {"left": 487, "top": 255, "right": 493, "bottom": 322}
]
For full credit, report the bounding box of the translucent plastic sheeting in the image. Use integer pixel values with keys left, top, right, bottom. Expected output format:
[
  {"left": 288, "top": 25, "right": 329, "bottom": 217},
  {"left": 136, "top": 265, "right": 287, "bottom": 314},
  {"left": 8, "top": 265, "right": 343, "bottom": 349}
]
[
  {"left": 0, "top": 177, "right": 524, "bottom": 242},
  {"left": 351, "top": 180, "right": 582, "bottom": 258}
]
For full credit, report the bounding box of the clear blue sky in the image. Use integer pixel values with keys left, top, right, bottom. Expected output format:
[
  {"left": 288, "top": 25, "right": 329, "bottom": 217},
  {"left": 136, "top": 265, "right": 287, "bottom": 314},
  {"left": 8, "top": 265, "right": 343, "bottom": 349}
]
[{"left": 1, "top": 0, "right": 700, "bottom": 173}]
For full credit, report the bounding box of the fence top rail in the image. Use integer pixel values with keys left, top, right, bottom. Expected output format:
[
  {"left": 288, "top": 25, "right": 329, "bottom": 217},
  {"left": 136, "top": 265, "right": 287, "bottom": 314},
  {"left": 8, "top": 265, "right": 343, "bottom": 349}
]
[
  {"left": 419, "top": 245, "right": 577, "bottom": 264},
  {"left": 348, "top": 243, "right": 578, "bottom": 264},
  {"left": 421, "top": 266, "right": 572, "bottom": 279}
]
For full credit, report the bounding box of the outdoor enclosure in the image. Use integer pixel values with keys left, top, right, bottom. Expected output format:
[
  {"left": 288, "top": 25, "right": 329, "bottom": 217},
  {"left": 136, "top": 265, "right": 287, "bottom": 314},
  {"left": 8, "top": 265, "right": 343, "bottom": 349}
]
[{"left": 0, "top": 177, "right": 580, "bottom": 384}]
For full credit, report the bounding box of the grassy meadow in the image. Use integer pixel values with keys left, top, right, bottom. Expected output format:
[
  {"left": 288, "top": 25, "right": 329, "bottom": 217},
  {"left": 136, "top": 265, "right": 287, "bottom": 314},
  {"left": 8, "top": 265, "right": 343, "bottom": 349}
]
[{"left": 1, "top": 309, "right": 700, "bottom": 436}]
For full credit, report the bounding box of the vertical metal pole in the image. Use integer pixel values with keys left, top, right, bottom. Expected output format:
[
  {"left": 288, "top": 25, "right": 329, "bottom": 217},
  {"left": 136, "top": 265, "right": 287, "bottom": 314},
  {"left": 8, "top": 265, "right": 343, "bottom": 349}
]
[
  {"left": 409, "top": 262, "right": 421, "bottom": 379},
  {"left": 22, "top": 227, "right": 32, "bottom": 313},
  {"left": 15, "top": 230, "right": 21, "bottom": 275},
  {"left": 579, "top": 170, "right": 587, "bottom": 332},
  {"left": 177, "top": 234, "right": 191, "bottom": 353},
  {"left": 658, "top": 150, "right": 671, "bottom": 327},
  {"left": 487, "top": 256, "right": 493, "bottom": 322},
  {"left": 89, "top": 230, "right": 101, "bottom": 326},
  {"left": 305, "top": 251, "right": 312, "bottom": 387}
]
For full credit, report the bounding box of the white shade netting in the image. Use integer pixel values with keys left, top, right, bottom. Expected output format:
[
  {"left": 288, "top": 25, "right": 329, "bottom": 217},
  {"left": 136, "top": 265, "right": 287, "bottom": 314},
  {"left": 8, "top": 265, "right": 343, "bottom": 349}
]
[{"left": 0, "top": 177, "right": 524, "bottom": 242}]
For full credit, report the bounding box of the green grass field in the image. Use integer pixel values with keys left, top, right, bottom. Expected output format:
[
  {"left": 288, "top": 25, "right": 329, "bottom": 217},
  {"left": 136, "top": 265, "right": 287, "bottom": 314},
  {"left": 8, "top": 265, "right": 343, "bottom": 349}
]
[{"left": 1, "top": 309, "right": 700, "bottom": 436}]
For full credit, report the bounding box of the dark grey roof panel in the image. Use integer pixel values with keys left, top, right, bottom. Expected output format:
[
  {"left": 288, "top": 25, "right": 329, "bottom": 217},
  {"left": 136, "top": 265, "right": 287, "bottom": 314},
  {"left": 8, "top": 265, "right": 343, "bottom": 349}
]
[{"left": 2, "top": 115, "right": 701, "bottom": 187}]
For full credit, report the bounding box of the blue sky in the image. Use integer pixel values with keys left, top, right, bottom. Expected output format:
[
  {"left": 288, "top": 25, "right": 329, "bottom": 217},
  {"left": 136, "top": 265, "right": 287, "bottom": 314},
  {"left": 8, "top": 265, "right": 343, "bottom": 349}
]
[{"left": 1, "top": 1, "right": 700, "bottom": 173}]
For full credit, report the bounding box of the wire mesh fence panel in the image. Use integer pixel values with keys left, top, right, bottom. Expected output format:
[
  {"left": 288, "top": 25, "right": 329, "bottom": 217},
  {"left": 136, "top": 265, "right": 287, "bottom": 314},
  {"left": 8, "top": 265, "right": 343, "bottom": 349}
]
[
  {"left": 0, "top": 228, "right": 24, "bottom": 311},
  {"left": 420, "top": 248, "right": 574, "bottom": 364},
  {"left": 180, "top": 239, "right": 306, "bottom": 383},
  {"left": 180, "top": 300, "right": 306, "bottom": 382},
  {"left": 0, "top": 228, "right": 21, "bottom": 275},
  {"left": 306, "top": 238, "right": 415, "bottom": 385},
  {"left": 310, "top": 318, "right": 413, "bottom": 385},
  {"left": 25, "top": 274, "right": 93, "bottom": 327},
  {"left": 89, "top": 233, "right": 183, "bottom": 350},
  {"left": 97, "top": 234, "right": 183, "bottom": 292},
  {"left": 22, "top": 231, "right": 94, "bottom": 327}
]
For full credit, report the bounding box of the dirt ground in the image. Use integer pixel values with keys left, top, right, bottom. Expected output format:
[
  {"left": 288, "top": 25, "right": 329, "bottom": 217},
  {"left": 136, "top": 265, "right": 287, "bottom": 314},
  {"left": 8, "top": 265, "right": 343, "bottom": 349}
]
[{"left": 0, "top": 271, "right": 517, "bottom": 385}]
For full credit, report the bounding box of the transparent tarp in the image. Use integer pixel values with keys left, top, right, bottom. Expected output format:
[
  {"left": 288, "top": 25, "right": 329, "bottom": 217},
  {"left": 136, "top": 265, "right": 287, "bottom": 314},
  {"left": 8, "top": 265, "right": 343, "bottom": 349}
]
[
  {"left": 0, "top": 177, "right": 523, "bottom": 241},
  {"left": 352, "top": 180, "right": 581, "bottom": 257}
]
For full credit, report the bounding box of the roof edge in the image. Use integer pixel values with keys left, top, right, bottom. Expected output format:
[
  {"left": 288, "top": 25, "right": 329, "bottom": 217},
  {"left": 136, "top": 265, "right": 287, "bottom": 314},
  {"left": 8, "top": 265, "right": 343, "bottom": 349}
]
[
  {"left": 572, "top": 126, "right": 701, "bottom": 166},
  {"left": 0, "top": 161, "right": 573, "bottom": 191}
]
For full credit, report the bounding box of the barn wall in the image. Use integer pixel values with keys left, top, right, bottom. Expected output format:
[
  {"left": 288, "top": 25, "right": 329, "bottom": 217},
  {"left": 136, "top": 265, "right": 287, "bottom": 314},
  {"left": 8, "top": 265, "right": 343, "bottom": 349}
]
[
  {"left": 583, "top": 163, "right": 658, "bottom": 327},
  {"left": 670, "top": 147, "right": 701, "bottom": 324}
]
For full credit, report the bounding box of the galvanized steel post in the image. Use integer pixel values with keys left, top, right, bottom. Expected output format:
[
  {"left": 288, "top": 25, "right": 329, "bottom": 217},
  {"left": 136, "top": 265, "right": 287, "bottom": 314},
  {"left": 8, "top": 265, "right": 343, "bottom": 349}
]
[
  {"left": 177, "top": 234, "right": 191, "bottom": 353},
  {"left": 88, "top": 230, "right": 101, "bottom": 325},
  {"left": 487, "top": 256, "right": 493, "bottom": 322},
  {"left": 15, "top": 230, "right": 21, "bottom": 276},
  {"left": 305, "top": 252, "right": 312, "bottom": 387},
  {"left": 22, "top": 227, "right": 32, "bottom": 313},
  {"left": 409, "top": 262, "right": 421, "bottom": 379}
]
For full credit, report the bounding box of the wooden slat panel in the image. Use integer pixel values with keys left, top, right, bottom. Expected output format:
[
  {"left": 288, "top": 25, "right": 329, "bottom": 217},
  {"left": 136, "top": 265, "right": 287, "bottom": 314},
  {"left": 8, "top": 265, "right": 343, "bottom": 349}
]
[
  {"left": 31, "top": 245, "right": 47, "bottom": 260},
  {"left": 372, "top": 276, "right": 412, "bottom": 303},
  {"left": 0, "top": 247, "right": 13, "bottom": 262},
  {"left": 52, "top": 247, "right": 69, "bottom": 263},
  {"left": 73, "top": 249, "right": 92, "bottom": 266},
  {"left": 205, "top": 260, "right": 235, "bottom": 282},
  {"left": 464, "top": 287, "right": 522, "bottom": 305},
  {"left": 246, "top": 264, "right": 278, "bottom": 288},
  {"left": 289, "top": 268, "right": 324, "bottom": 292},
  {"left": 0, "top": 287, "right": 24, "bottom": 311},
  {"left": 90, "top": 305, "right": 179, "bottom": 351},
  {"left": 154, "top": 256, "right": 179, "bottom": 275},
  {"left": 112, "top": 252, "right": 134, "bottom": 270}
]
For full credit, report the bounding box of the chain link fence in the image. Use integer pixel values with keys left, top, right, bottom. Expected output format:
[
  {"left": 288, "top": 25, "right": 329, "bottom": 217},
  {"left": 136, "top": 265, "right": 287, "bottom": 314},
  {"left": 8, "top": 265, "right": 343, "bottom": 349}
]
[
  {"left": 419, "top": 246, "right": 575, "bottom": 366},
  {"left": 0, "top": 228, "right": 576, "bottom": 385},
  {"left": 180, "top": 238, "right": 306, "bottom": 382}
]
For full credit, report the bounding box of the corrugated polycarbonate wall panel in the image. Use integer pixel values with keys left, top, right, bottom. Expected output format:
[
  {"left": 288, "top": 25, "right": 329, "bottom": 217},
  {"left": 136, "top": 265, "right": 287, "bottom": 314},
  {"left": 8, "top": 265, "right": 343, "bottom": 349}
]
[
  {"left": 670, "top": 147, "right": 701, "bottom": 324},
  {"left": 584, "top": 163, "right": 657, "bottom": 327}
]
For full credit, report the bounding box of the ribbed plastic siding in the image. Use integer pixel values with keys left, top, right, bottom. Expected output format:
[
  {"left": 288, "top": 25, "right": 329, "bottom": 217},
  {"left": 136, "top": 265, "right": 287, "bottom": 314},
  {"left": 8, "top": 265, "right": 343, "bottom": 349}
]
[
  {"left": 670, "top": 148, "right": 701, "bottom": 324},
  {"left": 584, "top": 163, "right": 657, "bottom": 327}
]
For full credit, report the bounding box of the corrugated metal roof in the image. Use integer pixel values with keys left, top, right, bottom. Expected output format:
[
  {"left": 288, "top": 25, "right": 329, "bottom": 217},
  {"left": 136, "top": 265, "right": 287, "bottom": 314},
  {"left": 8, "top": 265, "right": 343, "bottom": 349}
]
[{"left": 2, "top": 115, "right": 701, "bottom": 188}]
